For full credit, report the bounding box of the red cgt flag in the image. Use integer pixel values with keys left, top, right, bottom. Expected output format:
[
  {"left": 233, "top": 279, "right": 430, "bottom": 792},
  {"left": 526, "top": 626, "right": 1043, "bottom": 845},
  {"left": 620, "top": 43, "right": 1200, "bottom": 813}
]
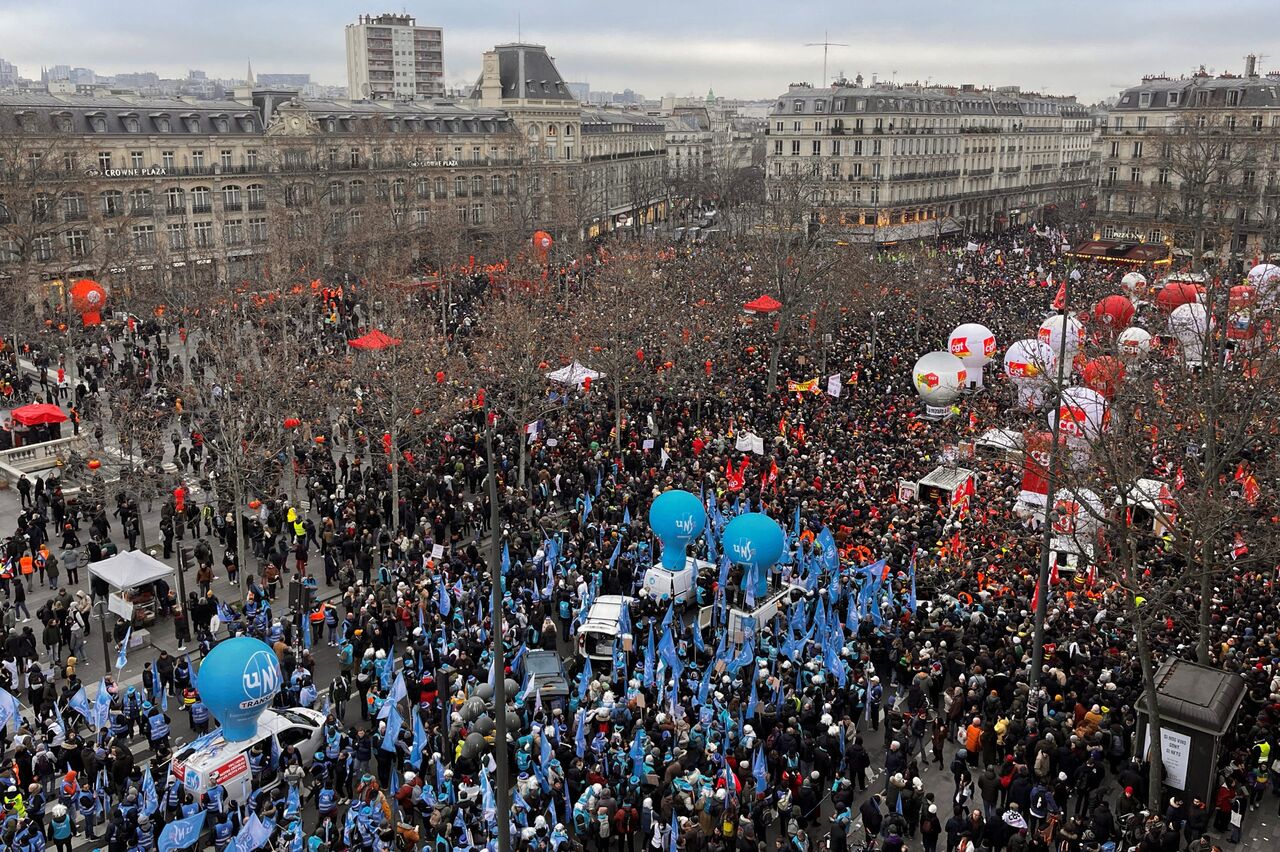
[{"left": 1052, "top": 278, "right": 1067, "bottom": 311}]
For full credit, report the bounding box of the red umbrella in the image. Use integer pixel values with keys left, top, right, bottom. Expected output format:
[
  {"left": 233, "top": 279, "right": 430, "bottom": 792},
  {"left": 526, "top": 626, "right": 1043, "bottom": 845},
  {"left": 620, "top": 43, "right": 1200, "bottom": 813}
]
[
  {"left": 10, "top": 403, "right": 68, "bottom": 426},
  {"left": 743, "top": 294, "right": 782, "bottom": 314},
  {"left": 347, "top": 329, "right": 402, "bottom": 350}
]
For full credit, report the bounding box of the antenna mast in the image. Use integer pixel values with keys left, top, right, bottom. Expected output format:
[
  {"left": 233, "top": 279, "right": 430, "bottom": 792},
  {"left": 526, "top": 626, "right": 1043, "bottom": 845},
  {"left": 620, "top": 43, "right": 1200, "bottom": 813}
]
[{"left": 804, "top": 31, "right": 849, "bottom": 88}]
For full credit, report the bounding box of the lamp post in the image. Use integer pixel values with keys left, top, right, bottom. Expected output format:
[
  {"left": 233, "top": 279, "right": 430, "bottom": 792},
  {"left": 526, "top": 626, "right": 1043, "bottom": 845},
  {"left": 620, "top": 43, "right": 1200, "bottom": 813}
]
[{"left": 93, "top": 598, "right": 113, "bottom": 670}]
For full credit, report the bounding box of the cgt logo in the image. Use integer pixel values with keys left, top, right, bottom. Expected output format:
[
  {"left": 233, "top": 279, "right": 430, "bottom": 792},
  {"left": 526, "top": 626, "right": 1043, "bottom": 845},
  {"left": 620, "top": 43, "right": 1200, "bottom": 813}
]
[
  {"left": 950, "top": 338, "right": 970, "bottom": 358},
  {"left": 916, "top": 372, "right": 940, "bottom": 390},
  {"left": 240, "top": 650, "right": 280, "bottom": 709},
  {"left": 982, "top": 336, "right": 996, "bottom": 357}
]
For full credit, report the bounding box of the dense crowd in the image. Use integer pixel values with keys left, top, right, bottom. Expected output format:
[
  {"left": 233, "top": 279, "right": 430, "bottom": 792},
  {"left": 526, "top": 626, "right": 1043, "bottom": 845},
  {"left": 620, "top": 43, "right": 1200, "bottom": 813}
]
[{"left": 1, "top": 224, "right": 1277, "bottom": 852}]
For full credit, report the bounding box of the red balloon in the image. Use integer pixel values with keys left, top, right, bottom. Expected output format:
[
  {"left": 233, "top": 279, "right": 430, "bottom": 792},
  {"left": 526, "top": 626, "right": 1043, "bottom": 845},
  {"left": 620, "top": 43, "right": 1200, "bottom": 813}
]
[
  {"left": 1230, "top": 285, "right": 1256, "bottom": 309},
  {"left": 1082, "top": 356, "right": 1126, "bottom": 398},
  {"left": 1156, "top": 282, "right": 1202, "bottom": 312},
  {"left": 1092, "top": 295, "right": 1135, "bottom": 331}
]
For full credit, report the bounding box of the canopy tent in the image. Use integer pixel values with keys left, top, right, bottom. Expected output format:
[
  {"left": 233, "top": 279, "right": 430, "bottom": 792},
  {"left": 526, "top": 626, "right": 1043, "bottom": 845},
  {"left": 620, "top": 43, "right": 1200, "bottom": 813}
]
[
  {"left": 347, "top": 329, "right": 402, "bottom": 350},
  {"left": 88, "top": 549, "right": 174, "bottom": 589},
  {"left": 9, "top": 403, "right": 68, "bottom": 426},
  {"left": 743, "top": 294, "right": 782, "bottom": 314},
  {"left": 546, "top": 361, "right": 603, "bottom": 387}
]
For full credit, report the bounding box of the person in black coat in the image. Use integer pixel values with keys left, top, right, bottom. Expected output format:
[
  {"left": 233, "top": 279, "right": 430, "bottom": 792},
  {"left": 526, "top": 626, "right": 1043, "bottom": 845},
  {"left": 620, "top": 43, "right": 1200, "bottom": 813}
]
[{"left": 860, "top": 794, "right": 884, "bottom": 844}]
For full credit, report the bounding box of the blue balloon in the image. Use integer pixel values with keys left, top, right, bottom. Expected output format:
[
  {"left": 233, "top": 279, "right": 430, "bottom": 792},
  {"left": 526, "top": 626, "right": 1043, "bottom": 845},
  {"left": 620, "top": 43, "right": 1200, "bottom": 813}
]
[
  {"left": 196, "top": 636, "right": 283, "bottom": 742},
  {"left": 648, "top": 489, "right": 706, "bottom": 570},
  {"left": 722, "top": 513, "right": 785, "bottom": 590}
]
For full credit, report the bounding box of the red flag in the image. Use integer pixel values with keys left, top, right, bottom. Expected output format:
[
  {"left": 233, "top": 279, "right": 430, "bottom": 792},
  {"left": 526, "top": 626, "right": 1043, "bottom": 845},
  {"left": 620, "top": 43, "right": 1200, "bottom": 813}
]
[
  {"left": 1052, "top": 279, "right": 1067, "bottom": 311},
  {"left": 1030, "top": 577, "right": 1042, "bottom": 613},
  {"left": 1049, "top": 559, "right": 1060, "bottom": 588},
  {"left": 1174, "top": 466, "right": 1186, "bottom": 491},
  {"left": 1244, "top": 475, "right": 1260, "bottom": 505},
  {"left": 1232, "top": 532, "right": 1249, "bottom": 560}
]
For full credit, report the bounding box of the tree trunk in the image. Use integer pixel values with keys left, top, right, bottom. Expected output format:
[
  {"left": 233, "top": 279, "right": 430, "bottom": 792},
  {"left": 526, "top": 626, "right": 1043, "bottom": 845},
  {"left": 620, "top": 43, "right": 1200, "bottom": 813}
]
[
  {"left": 390, "top": 420, "right": 400, "bottom": 536},
  {"left": 1133, "top": 612, "right": 1166, "bottom": 813},
  {"left": 231, "top": 473, "right": 250, "bottom": 603},
  {"left": 1197, "top": 540, "right": 1213, "bottom": 665},
  {"left": 766, "top": 333, "right": 782, "bottom": 397},
  {"left": 613, "top": 385, "right": 623, "bottom": 450}
]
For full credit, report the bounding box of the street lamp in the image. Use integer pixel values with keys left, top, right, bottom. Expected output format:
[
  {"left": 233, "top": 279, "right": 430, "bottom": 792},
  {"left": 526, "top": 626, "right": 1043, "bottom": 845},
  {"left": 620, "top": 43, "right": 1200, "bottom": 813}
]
[{"left": 92, "top": 598, "right": 113, "bottom": 669}]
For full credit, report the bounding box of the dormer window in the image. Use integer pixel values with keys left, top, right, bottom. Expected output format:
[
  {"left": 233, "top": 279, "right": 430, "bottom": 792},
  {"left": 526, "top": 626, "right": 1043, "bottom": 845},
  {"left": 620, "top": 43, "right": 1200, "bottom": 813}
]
[
  {"left": 155, "top": 116, "right": 171, "bottom": 133},
  {"left": 793, "top": 99, "right": 805, "bottom": 113},
  {"left": 184, "top": 117, "right": 200, "bottom": 133},
  {"left": 213, "top": 117, "right": 229, "bottom": 133},
  {"left": 1139, "top": 92, "right": 1151, "bottom": 108},
  {"left": 124, "top": 117, "right": 140, "bottom": 133}
]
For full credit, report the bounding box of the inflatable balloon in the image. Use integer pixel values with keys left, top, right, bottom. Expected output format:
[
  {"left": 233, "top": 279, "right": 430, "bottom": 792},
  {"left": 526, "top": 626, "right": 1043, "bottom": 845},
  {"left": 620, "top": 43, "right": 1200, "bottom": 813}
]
[
  {"left": 722, "top": 513, "right": 785, "bottom": 600},
  {"left": 69, "top": 279, "right": 107, "bottom": 327},
  {"left": 1169, "top": 302, "right": 1210, "bottom": 364},
  {"left": 1247, "top": 263, "right": 1280, "bottom": 289},
  {"left": 1092, "top": 295, "right": 1135, "bottom": 334},
  {"left": 195, "top": 637, "right": 282, "bottom": 741},
  {"left": 1051, "top": 386, "right": 1109, "bottom": 442},
  {"left": 1081, "top": 356, "right": 1125, "bottom": 398},
  {"left": 1003, "top": 339, "right": 1053, "bottom": 382},
  {"left": 948, "top": 323, "right": 996, "bottom": 389},
  {"left": 911, "top": 351, "right": 966, "bottom": 412},
  {"left": 648, "top": 489, "right": 706, "bottom": 570},
  {"left": 1120, "top": 272, "right": 1147, "bottom": 298},
  {"left": 1037, "top": 314, "right": 1084, "bottom": 362},
  {"left": 1116, "top": 327, "right": 1153, "bottom": 358},
  {"left": 1156, "top": 282, "right": 1201, "bottom": 313}
]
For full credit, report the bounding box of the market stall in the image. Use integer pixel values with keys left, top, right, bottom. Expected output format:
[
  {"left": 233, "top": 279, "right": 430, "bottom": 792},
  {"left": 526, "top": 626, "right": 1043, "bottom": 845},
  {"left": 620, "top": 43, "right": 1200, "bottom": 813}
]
[{"left": 88, "top": 549, "right": 175, "bottom": 628}]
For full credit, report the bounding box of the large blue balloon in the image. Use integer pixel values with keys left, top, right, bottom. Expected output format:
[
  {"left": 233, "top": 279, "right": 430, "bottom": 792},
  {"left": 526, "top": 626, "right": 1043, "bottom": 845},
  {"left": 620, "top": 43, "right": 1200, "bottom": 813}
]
[
  {"left": 196, "top": 636, "right": 283, "bottom": 742},
  {"left": 648, "top": 489, "right": 706, "bottom": 570},
  {"left": 722, "top": 513, "right": 785, "bottom": 597}
]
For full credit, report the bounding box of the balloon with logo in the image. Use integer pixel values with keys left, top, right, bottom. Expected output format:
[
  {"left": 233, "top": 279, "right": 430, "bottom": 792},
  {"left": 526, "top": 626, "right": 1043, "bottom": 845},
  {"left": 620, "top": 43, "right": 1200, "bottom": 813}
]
[
  {"left": 1247, "top": 262, "right": 1280, "bottom": 289},
  {"left": 196, "top": 636, "right": 283, "bottom": 741},
  {"left": 69, "top": 279, "right": 108, "bottom": 326},
  {"left": 911, "top": 351, "right": 966, "bottom": 418},
  {"left": 722, "top": 513, "right": 785, "bottom": 601},
  {"left": 1120, "top": 272, "right": 1147, "bottom": 299},
  {"left": 1051, "top": 488, "right": 1104, "bottom": 538},
  {"left": 947, "top": 323, "right": 996, "bottom": 389},
  {"left": 648, "top": 489, "right": 706, "bottom": 570},
  {"left": 1081, "top": 356, "right": 1126, "bottom": 399},
  {"left": 1169, "top": 302, "right": 1210, "bottom": 365},
  {"left": 1116, "top": 327, "right": 1153, "bottom": 358},
  {"left": 1091, "top": 295, "right": 1135, "bottom": 341},
  {"left": 1003, "top": 339, "right": 1054, "bottom": 409},
  {"left": 532, "top": 231, "right": 554, "bottom": 262},
  {"left": 1050, "top": 386, "right": 1109, "bottom": 443},
  {"left": 1037, "top": 314, "right": 1084, "bottom": 362}
]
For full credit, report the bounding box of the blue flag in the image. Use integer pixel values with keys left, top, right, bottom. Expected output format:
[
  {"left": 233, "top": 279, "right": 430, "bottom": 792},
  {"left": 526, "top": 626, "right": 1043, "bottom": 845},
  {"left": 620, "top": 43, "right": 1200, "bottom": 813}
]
[
  {"left": 436, "top": 577, "right": 451, "bottom": 617},
  {"left": 907, "top": 548, "right": 919, "bottom": 615},
  {"left": 381, "top": 704, "right": 403, "bottom": 752},
  {"left": 748, "top": 676, "right": 758, "bottom": 716},
  {"left": 668, "top": 812, "right": 680, "bottom": 852},
  {"left": 574, "top": 709, "right": 587, "bottom": 759},
  {"left": 581, "top": 492, "right": 593, "bottom": 524},
  {"left": 140, "top": 767, "right": 158, "bottom": 817},
  {"left": 643, "top": 627, "right": 656, "bottom": 688},
  {"left": 577, "top": 656, "right": 593, "bottom": 701},
  {"left": 502, "top": 543, "right": 511, "bottom": 576},
  {"left": 0, "top": 687, "right": 21, "bottom": 732},
  {"left": 622, "top": 505, "right": 631, "bottom": 527},
  {"left": 752, "top": 745, "right": 768, "bottom": 789},
  {"left": 411, "top": 709, "right": 427, "bottom": 767},
  {"left": 607, "top": 536, "right": 622, "bottom": 569},
  {"left": 68, "top": 686, "right": 91, "bottom": 721},
  {"left": 158, "top": 811, "right": 206, "bottom": 852},
  {"left": 116, "top": 626, "right": 133, "bottom": 671},
  {"left": 226, "top": 814, "right": 274, "bottom": 852},
  {"left": 816, "top": 526, "right": 839, "bottom": 573},
  {"left": 302, "top": 611, "right": 312, "bottom": 650}
]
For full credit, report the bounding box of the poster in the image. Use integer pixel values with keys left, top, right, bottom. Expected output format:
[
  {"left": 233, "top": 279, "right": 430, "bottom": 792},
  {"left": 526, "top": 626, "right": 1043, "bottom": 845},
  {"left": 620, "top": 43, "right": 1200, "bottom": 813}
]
[{"left": 1143, "top": 726, "right": 1191, "bottom": 790}]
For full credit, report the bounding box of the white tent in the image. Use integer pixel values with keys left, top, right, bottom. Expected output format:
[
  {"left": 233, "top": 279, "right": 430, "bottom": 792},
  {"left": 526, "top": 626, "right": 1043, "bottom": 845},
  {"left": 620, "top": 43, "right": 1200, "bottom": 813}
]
[
  {"left": 89, "top": 550, "right": 174, "bottom": 589},
  {"left": 546, "top": 361, "right": 603, "bottom": 387}
]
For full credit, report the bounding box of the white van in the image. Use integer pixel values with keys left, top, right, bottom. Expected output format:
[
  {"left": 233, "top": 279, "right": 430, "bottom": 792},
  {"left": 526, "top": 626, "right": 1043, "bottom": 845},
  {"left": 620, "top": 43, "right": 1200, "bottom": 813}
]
[
  {"left": 642, "top": 557, "right": 712, "bottom": 606},
  {"left": 698, "top": 583, "right": 807, "bottom": 648},
  {"left": 576, "top": 595, "right": 634, "bottom": 666},
  {"left": 171, "top": 707, "right": 326, "bottom": 804}
]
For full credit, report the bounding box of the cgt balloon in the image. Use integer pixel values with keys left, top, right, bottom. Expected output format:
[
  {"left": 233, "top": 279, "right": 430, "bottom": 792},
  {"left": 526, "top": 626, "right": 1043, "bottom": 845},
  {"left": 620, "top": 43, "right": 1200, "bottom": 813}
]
[
  {"left": 196, "top": 637, "right": 283, "bottom": 742},
  {"left": 648, "top": 489, "right": 706, "bottom": 570},
  {"left": 948, "top": 323, "right": 997, "bottom": 389}
]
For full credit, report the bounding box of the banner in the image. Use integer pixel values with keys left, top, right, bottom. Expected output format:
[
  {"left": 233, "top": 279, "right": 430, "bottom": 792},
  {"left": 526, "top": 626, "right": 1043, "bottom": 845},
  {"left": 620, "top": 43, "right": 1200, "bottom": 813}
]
[
  {"left": 159, "top": 811, "right": 206, "bottom": 852},
  {"left": 826, "top": 374, "right": 842, "bottom": 398},
  {"left": 1019, "top": 431, "right": 1054, "bottom": 503}
]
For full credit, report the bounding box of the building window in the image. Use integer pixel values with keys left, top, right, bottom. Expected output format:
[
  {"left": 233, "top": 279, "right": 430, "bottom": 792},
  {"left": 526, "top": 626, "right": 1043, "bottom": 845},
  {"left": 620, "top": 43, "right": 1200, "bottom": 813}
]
[
  {"left": 192, "top": 221, "right": 213, "bottom": 247},
  {"left": 1227, "top": 90, "right": 1241, "bottom": 107},
  {"left": 161, "top": 151, "right": 175, "bottom": 169},
  {"left": 65, "top": 229, "right": 89, "bottom": 258},
  {"left": 130, "top": 151, "right": 144, "bottom": 169},
  {"left": 247, "top": 149, "right": 258, "bottom": 168},
  {"left": 1137, "top": 117, "right": 1147, "bottom": 130},
  {"left": 471, "top": 203, "right": 483, "bottom": 224},
  {"left": 100, "top": 190, "right": 123, "bottom": 217},
  {"left": 831, "top": 140, "right": 841, "bottom": 156},
  {"left": 129, "top": 189, "right": 152, "bottom": 213},
  {"left": 1168, "top": 92, "right": 1179, "bottom": 107},
  {"left": 1244, "top": 169, "right": 1256, "bottom": 187},
  {"left": 415, "top": 208, "right": 429, "bottom": 226},
  {"left": 220, "top": 150, "right": 233, "bottom": 169},
  {"left": 815, "top": 101, "right": 825, "bottom": 113},
  {"left": 491, "top": 175, "right": 501, "bottom": 194},
  {"left": 471, "top": 175, "right": 483, "bottom": 194},
  {"left": 791, "top": 140, "right": 801, "bottom": 155},
  {"left": 224, "top": 220, "right": 244, "bottom": 246},
  {"left": 190, "top": 187, "right": 211, "bottom": 213},
  {"left": 223, "top": 185, "right": 242, "bottom": 208},
  {"left": 811, "top": 140, "right": 822, "bottom": 156},
  {"left": 350, "top": 148, "right": 361, "bottom": 167},
  {"left": 131, "top": 223, "right": 155, "bottom": 251},
  {"left": 1227, "top": 116, "right": 1237, "bottom": 131},
  {"left": 191, "top": 151, "right": 205, "bottom": 170},
  {"left": 793, "top": 99, "right": 804, "bottom": 112},
  {"left": 454, "top": 176, "right": 465, "bottom": 196},
  {"left": 456, "top": 206, "right": 467, "bottom": 224},
  {"left": 852, "top": 163, "right": 862, "bottom": 177},
  {"left": 246, "top": 184, "right": 265, "bottom": 209},
  {"left": 167, "top": 223, "right": 186, "bottom": 250},
  {"left": 1113, "top": 117, "right": 1123, "bottom": 130},
  {"left": 1139, "top": 92, "right": 1151, "bottom": 107},
  {"left": 773, "top": 140, "right": 783, "bottom": 156},
  {"left": 32, "top": 237, "right": 53, "bottom": 262},
  {"left": 1109, "top": 141, "right": 1120, "bottom": 158},
  {"left": 1132, "top": 142, "right": 1143, "bottom": 158},
  {"left": 1106, "top": 166, "right": 1117, "bottom": 185},
  {"left": 248, "top": 218, "right": 267, "bottom": 243},
  {"left": 97, "top": 152, "right": 112, "bottom": 170},
  {"left": 775, "top": 121, "right": 784, "bottom": 132},
  {"left": 1158, "top": 167, "right": 1170, "bottom": 185}
]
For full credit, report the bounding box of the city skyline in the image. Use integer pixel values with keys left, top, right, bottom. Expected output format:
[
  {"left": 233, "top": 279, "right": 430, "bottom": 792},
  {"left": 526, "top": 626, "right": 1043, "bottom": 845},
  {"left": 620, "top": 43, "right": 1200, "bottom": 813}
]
[{"left": 2, "top": 0, "right": 1278, "bottom": 102}]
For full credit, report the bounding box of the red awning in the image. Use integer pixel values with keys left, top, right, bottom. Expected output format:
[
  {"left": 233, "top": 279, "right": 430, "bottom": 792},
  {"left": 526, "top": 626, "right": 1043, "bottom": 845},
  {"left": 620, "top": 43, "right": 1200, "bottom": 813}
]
[
  {"left": 743, "top": 294, "right": 782, "bottom": 314},
  {"left": 347, "top": 329, "right": 402, "bottom": 350},
  {"left": 10, "top": 403, "right": 68, "bottom": 426}
]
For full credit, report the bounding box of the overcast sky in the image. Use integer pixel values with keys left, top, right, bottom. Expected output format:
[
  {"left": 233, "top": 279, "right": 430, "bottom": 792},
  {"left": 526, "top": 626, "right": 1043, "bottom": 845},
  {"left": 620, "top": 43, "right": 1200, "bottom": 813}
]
[{"left": 2, "top": 0, "right": 1277, "bottom": 102}]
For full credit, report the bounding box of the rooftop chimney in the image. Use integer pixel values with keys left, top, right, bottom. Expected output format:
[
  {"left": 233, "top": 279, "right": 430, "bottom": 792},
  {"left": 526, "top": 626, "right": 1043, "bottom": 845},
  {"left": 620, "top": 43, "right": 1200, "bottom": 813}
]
[{"left": 1245, "top": 54, "right": 1259, "bottom": 78}]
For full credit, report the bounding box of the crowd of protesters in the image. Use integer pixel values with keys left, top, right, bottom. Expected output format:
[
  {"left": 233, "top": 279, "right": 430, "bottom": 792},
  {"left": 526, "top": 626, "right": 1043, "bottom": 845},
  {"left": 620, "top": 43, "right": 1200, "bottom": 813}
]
[{"left": 0, "top": 222, "right": 1276, "bottom": 852}]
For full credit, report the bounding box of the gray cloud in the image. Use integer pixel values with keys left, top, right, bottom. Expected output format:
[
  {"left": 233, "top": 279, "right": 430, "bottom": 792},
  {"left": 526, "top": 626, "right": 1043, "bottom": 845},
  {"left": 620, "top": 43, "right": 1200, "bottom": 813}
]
[{"left": 1, "top": 0, "right": 1276, "bottom": 102}]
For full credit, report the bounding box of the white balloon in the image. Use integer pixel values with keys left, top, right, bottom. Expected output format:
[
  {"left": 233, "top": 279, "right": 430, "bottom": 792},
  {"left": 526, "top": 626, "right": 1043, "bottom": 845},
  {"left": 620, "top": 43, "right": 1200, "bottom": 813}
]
[
  {"left": 1120, "top": 272, "right": 1147, "bottom": 297},
  {"left": 911, "top": 351, "right": 967, "bottom": 406},
  {"left": 1247, "top": 263, "right": 1280, "bottom": 288},
  {"left": 948, "top": 323, "right": 996, "bottom": 389},
  {"left": 1038, "top": 314, "right": 1084, "bottom": 362},
  {"left": 1052, "top": 488, "right": 1105, "bottom": 536},
  {"left": 1116, "top": 327, "right": 1153, "bottom": 357},
  {"left": 1169, "top": 302, "right": 1210, "bottom": 365},
  {"left": 1003, "top": 339, "right": 1054, "bottom": 384},
  {"left": 1050, "top": 386, "right": 1109, "bottom": 442}
]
